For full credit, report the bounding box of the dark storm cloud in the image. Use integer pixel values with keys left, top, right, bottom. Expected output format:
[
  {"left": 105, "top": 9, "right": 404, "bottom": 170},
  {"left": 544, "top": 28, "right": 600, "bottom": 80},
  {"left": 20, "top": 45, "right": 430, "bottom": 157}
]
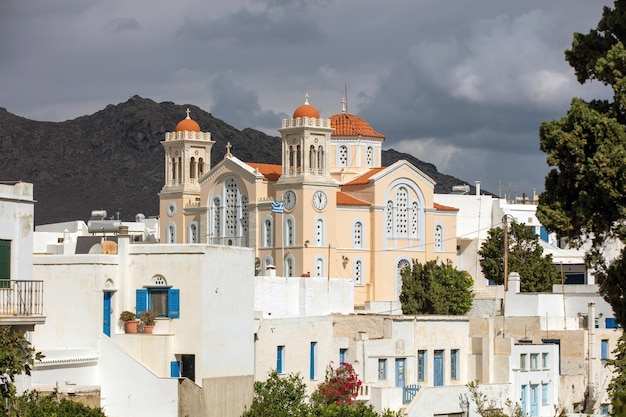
[{"left": 177, "top": 8, "right": 325, "bottom": 47}]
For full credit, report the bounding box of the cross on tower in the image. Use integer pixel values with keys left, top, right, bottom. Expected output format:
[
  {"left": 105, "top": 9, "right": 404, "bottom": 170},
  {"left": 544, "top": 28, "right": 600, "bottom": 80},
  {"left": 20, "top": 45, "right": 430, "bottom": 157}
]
[
  {"left": 185, "top": 108, "right": 191, "bottom": 119},
  {"left": 225, "top": 141, "right": 233, "bottom": 157}
]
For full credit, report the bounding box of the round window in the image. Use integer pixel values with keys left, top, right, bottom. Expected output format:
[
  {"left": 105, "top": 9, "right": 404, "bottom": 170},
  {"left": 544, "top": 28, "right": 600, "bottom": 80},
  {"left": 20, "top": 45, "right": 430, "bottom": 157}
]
[{"left": 167, "top": 202, "right": 177, "bottom": 217}]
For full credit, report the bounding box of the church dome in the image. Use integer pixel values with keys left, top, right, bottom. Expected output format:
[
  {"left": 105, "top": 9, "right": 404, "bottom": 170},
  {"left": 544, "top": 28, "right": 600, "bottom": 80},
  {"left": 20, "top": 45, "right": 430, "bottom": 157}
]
[
  {"left": 176, "top": 109, "right": 201, "bottom": 132},
  {"left": 329, "top": 112, "right": 385, "bottom": 139},
  {"left": 292, "top": 95, "right": 320, "bottom": 119}
]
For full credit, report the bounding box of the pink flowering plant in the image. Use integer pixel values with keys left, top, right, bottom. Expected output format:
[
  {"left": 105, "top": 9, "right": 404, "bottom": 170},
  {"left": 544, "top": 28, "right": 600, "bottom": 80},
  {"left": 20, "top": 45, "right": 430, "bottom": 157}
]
[{"left": 311, "top": 362, "right": 362, "bottom": 406}]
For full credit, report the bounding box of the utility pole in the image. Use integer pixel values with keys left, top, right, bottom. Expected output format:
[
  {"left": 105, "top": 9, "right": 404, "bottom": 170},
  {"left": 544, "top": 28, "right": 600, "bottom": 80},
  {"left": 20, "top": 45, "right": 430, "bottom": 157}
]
[{"left": 503, "top": 215, "right": 509, "bottom": 292}]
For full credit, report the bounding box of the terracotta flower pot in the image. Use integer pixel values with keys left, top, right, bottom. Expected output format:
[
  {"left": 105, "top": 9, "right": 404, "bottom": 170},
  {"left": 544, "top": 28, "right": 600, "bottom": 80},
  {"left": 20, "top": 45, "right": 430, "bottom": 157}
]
[
  {"left": 141, "top": 325, "right": 154, "bottom": 334},
  {"left": 124, "top": 320, "right": 139, "bottom": 334}
]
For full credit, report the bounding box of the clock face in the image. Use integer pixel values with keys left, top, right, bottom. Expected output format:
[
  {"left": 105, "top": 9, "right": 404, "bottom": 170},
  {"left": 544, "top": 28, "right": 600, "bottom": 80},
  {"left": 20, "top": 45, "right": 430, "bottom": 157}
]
[
  {"left": 283, "top": 190, "right": 297, "bottom": 211},
  {"left": 312, "top": 191, "right": 328, "bottom": 211}
]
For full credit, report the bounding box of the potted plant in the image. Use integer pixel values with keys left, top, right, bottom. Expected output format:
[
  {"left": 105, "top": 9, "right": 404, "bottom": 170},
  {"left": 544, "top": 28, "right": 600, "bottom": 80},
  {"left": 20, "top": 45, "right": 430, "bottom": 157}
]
[
  {"left": 120, "top": 311, "right": 139, "bottom": 334},
  {"left": 139, "top": 310, "right": 157, "bottom": 334}
]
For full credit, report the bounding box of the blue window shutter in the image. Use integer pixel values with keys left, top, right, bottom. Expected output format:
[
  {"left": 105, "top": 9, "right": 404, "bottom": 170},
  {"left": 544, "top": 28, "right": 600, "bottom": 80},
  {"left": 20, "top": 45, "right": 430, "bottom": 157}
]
[
  {"left": 136, "top": 289, "right": 148, "bottom": 318},
  {"left": 170, "top": 361, "right": 181, "bottom": 378},
  {"left": 168, "top": 289, "right": 180, "bottom": 318}
]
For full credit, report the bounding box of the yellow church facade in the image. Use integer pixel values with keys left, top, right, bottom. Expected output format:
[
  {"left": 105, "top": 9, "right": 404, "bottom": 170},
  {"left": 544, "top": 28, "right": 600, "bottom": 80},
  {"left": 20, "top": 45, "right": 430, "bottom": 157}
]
[{"left": 159, "top": 97, "right": 458, "bottom": 306}]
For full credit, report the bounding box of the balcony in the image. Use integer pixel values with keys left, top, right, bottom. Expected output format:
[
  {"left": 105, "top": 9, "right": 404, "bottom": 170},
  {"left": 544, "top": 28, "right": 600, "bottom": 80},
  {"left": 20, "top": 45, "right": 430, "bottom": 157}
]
[{"left": 0, "top": 280, "right": 46, "bottom": 327}]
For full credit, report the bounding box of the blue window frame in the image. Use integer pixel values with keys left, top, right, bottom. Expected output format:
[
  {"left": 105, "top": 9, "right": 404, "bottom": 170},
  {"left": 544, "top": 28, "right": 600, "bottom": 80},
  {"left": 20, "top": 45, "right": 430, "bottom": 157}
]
[
  {"left": 602, "top": 339, "right": 609, "bottom": 364},
  {"left": 378, "top": 359, "right": 387, "bottom": 380},
  {"left": 339, "top": 348, "right": 347, "bottom": 364},
  {"left": 542, "top": 383, "right": 548, "bottom": 405},
  {"left": 433, "top": 350, "right": 444, "bottom": 386},
  {"left": 451, "top": 349, "right": 459, "bottom": 380},
  {"left": 310, "top": 342, "right": 317, "bottom": 380},
  {"left": 277, "top": 346, "right": 285, "bottom": 373},
  {"left": 417, "top": 350, "right": 426, "bottom": 382},
  {"left": 136, "top": 288, "right": 180, "bottom": 318}
]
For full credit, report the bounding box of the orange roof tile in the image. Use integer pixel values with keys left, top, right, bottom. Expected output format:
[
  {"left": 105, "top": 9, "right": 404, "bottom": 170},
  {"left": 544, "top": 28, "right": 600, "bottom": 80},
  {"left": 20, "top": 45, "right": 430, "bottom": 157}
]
[
  {"left": 434, "top": 202, "right": 459, "bottom": 212},
  {"left": 329, "top": 113, "right": 385, "bottom": 139},
  {"left": 343, "top": 167, "right": 386, "bottom": 186},
  {"left": 337, "top": 192, "right": 370, "bottom": 206},
  {"left": 247, "top": 163, "right": 282, "bottom": 181}
]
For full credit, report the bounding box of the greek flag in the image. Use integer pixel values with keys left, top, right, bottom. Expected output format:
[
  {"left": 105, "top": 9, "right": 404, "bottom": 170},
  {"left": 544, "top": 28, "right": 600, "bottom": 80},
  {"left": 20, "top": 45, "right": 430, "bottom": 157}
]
[{"left": 270, "top": 200, "right": 284, "bottom": 214}]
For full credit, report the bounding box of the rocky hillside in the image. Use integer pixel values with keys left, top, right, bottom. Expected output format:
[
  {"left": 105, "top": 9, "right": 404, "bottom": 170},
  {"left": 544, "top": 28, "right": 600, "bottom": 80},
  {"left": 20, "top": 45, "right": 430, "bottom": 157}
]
[{"left": 0, "top": 96, "right": 477, "bottom": 225}]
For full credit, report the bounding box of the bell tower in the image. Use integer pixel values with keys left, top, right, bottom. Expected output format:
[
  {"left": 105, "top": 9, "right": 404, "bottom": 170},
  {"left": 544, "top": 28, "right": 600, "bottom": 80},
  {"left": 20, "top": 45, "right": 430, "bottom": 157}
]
[{"left": 159, "top": 109, "right": 215, "bottom": 243}]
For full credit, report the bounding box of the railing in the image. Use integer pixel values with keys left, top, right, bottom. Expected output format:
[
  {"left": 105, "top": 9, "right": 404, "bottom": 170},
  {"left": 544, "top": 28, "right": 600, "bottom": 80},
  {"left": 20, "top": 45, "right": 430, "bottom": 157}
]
[
  {"left": 403, "top": 384, "right": 421, "bottom": 404},
  {"left": 0, "top": 280, "right": 44, "bottom": 317}
]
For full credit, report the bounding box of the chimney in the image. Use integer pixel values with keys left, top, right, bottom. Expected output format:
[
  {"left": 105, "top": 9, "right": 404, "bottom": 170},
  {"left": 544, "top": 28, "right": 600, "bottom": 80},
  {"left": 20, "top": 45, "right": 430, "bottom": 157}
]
[{"left": 475, "top": 181, "right": 481, "bottom": 196}]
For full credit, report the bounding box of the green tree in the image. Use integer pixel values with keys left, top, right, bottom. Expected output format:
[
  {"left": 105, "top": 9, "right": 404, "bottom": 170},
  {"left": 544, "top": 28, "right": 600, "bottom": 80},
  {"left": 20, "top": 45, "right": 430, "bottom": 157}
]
[
  {"left": 400, "top": 260, "right": 473, "bottom": 315},
  {"left": 478, "top": 222, "right": 560, "bottom": 292},
  {"left": 535, "top": 1, "right": 626, "bottom": 412},
  {"left": 242, "top": 370, "right": 309, "bottom": 417},
  {"left": 0, "top": 326, "right": 43, "bottom": 406},
  {"left": 8, "top": 390, "right": 106, "bottom": 417}
]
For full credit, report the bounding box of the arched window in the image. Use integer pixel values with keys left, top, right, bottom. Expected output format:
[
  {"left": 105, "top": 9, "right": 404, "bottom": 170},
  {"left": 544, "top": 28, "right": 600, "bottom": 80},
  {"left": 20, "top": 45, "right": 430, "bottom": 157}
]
[
  {"left": 198, "top": 157, "right": 205, "bottom": 176},
  {"left": 285, "top": 216, "right": 295, "bottom": 247},
  {"left": 383, "top": 180, "right": 425, "bottom": 249},
  {"left": 314, "top": 217, "right": 326, "bottom": 246},
  {"left": 263, "top": 256, "right": 274, "bottom": 273},
  {"left": 395, "top": 186, "right": 408, "bottom": 236},
  {"left": 309, "top": 145, "right": 316, "bottom": 173},
  {"left": 353, "top": 221, "right": 364, "bottom": 249},
  {"left": 263, "top": 216, "right": 273, "bottom": 248},
  {"left": 188, "top": 221, "right": 198, "bottom": 243},
  {"left": 171, "top": 157, "right": 177, "bottom": 183},
  {"left": 190, "top": 157, "right": 196, "bottom": 179},
  {"left": 285, "top": 255, "right": 295, "bottom": 277},
  {"left": 241, "top": 193, "right": 249, "bottom": 246},
  {"left": 314, "top": 256, "right": 326, "bottom": 277},
  {"left": 167, "top": 223, "right": 176, "bottom": 244},
  {"left": 366, "top": 146, "right": 373, "bottom": 167},
  {"left": 396, "top": 258, "right": 411, "bottom": 300},
  {"left": 296, "top": 145, "right": 301, "bottom": 173},
  {"left": 317, "top": 146, "right": 324, "bottom": 173},
  {"left": 225, "top": 177, "right": 238, "bottom": 238},
  {"left": 289, "top": 145, "right": 295, "bottom": 173},
  {"left": 354, "top": 259, "right": 364, "bottom": 286},
  {"left": 434, "top": 224, "right": 444, "bottom": 252},
  {"left": 212, "top": 196, "right": 221, "bottom": 243},
  {"left": 338, "top": 145, "right": 348, "bottom": 166},
  {"left": 178, "top": 157, "right": 182, "bottom": 182}
]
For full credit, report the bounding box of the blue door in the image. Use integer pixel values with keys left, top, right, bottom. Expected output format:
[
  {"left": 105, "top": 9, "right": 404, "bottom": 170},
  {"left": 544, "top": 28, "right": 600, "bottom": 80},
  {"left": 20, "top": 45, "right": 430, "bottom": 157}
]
[
  {"left": 434, "top": 350, "right": 444, "bottom": 386},
  {"left": 103, "top": 292, "right": 112, "bottom": 336},
  {"left": 395, "top": 358, "right": 406, "bottom": 387},
  {"left": 521, "top": 385, "right": 527, "bottom": 415},
  {"left": 530, "top": 384, "right": 538, "bottom": 416}
]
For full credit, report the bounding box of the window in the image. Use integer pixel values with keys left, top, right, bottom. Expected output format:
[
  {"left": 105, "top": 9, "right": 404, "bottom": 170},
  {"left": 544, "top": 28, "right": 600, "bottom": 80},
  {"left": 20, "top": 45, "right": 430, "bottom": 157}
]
[
  {"left": 285, "top": 217, "right": 295, "bottom": 247},
  {"left": 285, "top": 255, "right": 294, "bottom": 277},
  {"left": 353, "top": 221, "right": 363, "bottom": 248},
  {"left": 600, "top": 404, "right": 611, "bottom": 415},
  {"left": 542, "top": 352, "right": 549, "bottom": 369},
  {"left": 451, "top": 349, "right": 459, "bottom": 380},
  {"left": 354, "top": 259, "right": 364, "bottom": 286},
  {"left": 310, "top": 342, "right": 317, "bottom": 380},
  {"left": 188, "top": 222, "right": 198, "bottom": 243},
  {"left": 366, "top": 146, "right": 373, "bottom": 166},
  {"left": 542, "top": 383, "right": 548, "bottom": 405},
  {"left": 277, "top": 346, "right": 285, "bottom": 373},
  {"left": 602, "top": 339, "right": 609, "bottom": 364},
  {"left": 338, "top": 145, "right": 348, "bottom": 166},
  {"left": 315, "top": 218, "right": 325, "bottom": 246},
  {"left": 314, "top": 256, "right": 326, "bottom": 277},
  {"left": 530, "top": 353, "right": 538, "bottom": 370},
  {"left": 434, "top": 224, "right": 443, "bottom": 251},
  {"left": 263, "top": 217, "right": 273, "bottom": 247},
  {"left": 433, "top": 350, "right": 444, "bottom": 386},
  {"left": 417, "top": 350, "right": 426, "bottom": 382},
  {"left": 378, "top": 358, "right": 387, "bottom": 380},
  {"left": 340, "top": 348, "right": 348, "bottom": 364},
  {"left": 0, "top": 240, "right": 10, "bottom": 288},
  {"left": 167, "top": 223, "right": 176, "bottom": 243},
  {"left": 396, "top": 187, "right": 408, "bottom": 235},
  {"left": 136, "top": 288, "right": 180, "bottom": 318},
  {"left": 520, "top": 354, "right": 527, "bottom": 370},
  {"left": 396, "top": 258, "right": 411, "bottom": 300}
]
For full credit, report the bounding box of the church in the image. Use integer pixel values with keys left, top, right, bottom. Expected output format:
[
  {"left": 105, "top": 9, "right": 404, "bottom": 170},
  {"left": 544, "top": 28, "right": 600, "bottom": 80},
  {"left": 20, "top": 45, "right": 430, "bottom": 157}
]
[{"left": 158, "top": 95, "right": 458, "bottom": 307}]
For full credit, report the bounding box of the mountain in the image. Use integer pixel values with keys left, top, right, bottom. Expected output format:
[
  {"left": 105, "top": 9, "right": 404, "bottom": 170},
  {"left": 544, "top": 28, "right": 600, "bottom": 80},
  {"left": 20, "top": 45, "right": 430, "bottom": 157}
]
[{"left": 0, "top": 96, "right": 478, "bottom": 226}]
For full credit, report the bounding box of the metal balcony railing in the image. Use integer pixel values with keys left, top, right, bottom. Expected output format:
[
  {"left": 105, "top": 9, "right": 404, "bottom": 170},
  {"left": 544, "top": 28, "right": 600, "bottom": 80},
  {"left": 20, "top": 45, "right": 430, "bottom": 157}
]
[{"left": 0, "top": 280, "right": 44, "bottom": 317}]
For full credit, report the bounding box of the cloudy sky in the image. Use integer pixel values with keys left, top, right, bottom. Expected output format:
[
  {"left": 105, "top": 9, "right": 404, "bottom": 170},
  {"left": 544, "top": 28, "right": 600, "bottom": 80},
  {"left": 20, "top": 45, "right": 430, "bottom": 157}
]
[{"left": 0, "top": 0, "right": 613, "bottom": 197}]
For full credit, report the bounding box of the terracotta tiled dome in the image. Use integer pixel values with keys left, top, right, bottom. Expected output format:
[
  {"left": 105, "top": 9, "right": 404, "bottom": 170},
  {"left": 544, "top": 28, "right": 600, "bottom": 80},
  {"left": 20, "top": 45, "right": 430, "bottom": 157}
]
[
  {"left": 292, "top": 95, "right": 320, "bottom": 119},
  {"left": 329, "top": 113, "right": 385, "bottom": 139},
  {"left": 176, "top": 109, "right": 201, "bottom": 132}
]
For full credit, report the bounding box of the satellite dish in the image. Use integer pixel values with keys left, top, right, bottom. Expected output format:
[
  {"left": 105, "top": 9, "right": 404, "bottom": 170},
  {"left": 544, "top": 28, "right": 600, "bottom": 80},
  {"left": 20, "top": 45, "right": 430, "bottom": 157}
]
[{"left": 88, "top": 244, "right": 103, "bottom": 254}]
